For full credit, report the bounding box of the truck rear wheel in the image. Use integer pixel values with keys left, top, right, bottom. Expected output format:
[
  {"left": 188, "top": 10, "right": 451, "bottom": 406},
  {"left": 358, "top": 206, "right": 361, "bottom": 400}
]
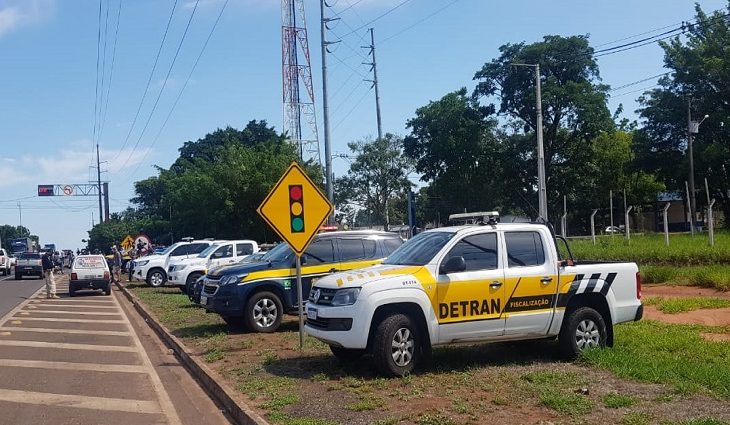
[
  {"left": 559, "top": 306, "right": 607, "bottom": 359},
  {"left": 373, "top": 313, "right": 419, "bottom": 377},
  {"left": 184, "top": 272, "right": 203, "bottom": 295}
]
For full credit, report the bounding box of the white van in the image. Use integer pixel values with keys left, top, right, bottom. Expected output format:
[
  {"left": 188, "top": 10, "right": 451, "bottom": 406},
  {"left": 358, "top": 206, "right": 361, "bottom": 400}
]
[{"left": 168, "top": 240, "right": 259, "bottom": 294}]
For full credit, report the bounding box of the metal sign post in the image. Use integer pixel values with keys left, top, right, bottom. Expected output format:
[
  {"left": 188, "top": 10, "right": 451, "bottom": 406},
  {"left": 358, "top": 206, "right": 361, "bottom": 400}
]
[
  {"left": 625, "top": 206, "right": 633, "bottom": 241},
  {"left": 295, "top": 255, "right": 304, "bottom": 348},
  {"left": 708, "top": 199, "right": 716, "bottom": 247}
]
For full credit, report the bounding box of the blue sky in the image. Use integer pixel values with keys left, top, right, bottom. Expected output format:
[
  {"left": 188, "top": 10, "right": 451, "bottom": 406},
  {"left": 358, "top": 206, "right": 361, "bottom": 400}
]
[{"left": 0, "top": 0, "right": 726, "bottom": 250}]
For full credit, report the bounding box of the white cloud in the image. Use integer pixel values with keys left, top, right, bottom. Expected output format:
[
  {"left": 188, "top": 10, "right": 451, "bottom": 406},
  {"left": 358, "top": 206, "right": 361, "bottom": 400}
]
[{"left": 0, "top": 0, "right": 55, "bottom": 38}]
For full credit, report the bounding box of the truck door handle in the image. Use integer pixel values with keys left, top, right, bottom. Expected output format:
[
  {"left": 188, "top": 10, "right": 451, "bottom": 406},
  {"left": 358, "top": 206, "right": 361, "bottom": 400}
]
[
  {"left": 489, "top": 281, "right": 502, "bottom": 289},
  {"left": 540, "top": 276, "right": 553, "bottom": 284}
]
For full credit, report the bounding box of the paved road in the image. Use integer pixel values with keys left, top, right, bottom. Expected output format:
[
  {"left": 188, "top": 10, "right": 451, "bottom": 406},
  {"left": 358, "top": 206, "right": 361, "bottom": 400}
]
[
  {"left": 0, "top": 273, "right": 233, "bottom": 425},
  {"left": 0, "top": 273, "right": 45, "bottom": 318}
]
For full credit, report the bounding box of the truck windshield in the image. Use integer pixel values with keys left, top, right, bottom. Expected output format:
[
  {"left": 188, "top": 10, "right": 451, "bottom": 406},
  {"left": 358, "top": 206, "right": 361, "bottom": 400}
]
[
  {"left": 259, "top": 243, "right": 292, "bottom": 263},
  {"left": 383, "top": 231, "right": 455, "bottom": 266},
  {"left": 198, "top": 244, "right": 220, "bottom": 258}
]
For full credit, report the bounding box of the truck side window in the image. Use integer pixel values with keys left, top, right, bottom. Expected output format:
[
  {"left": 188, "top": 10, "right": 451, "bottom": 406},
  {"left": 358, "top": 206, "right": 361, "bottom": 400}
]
[
  {"left": 444, "top": 233, "right": 498, "bottom": 271},
  {"left": 338, "top": 239, "right": 366, "bottom": 262},
  {"left": 303, "top": 239, "right": 335, "bottom": 265},
  {"left": 213, "top": 245, "right": 233, "bottom": 258},
  {"left": 235, "top": 243, "right": 254, "bottom": 256},
  {"left": 505, "top": 232, "right": 545, "bottom": 267},
  {"left": 170, "top": 245, "right": 189, "bottom": 256}
]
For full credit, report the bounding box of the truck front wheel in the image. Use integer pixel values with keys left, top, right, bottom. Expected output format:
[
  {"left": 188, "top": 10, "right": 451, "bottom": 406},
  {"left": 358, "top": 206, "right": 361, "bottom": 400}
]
[
  {"left": 245, "top": 291, "right": 283, "bottom": 333},
  {"left": 147, "top": 269, "right": 166, "bottom": 287},
  {"left": 373, "top": 313, "right": 419, "bottom": 377},
  {"left": 559, "top": 306, "right": 607, "bottom": 359}
]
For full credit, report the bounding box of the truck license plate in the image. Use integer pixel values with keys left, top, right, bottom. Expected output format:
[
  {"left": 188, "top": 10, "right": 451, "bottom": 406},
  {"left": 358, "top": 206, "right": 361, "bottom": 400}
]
[
  {"left": 200, "top": 296, "right": 208, "bottom": 306},
  {"left": 307, "top": 307, "right": 318, "bottom": 320}
]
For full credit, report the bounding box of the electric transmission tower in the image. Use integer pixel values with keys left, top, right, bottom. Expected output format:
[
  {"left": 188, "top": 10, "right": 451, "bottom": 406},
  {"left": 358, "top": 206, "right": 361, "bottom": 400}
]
[{"left": 282, "top": 0, "right": 321, "bottom": 165}]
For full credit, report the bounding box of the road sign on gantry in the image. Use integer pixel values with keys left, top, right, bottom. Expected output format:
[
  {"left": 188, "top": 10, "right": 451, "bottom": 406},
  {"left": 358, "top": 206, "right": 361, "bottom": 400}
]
[{"left": 257, "top": 162, "right": 333, "bottom": 256}]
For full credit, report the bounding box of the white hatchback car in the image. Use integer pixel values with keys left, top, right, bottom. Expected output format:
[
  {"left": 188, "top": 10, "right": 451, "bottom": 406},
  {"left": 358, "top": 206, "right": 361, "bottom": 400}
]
[{"left": 70, "top": 255, "right": 111, "bottom": 296}]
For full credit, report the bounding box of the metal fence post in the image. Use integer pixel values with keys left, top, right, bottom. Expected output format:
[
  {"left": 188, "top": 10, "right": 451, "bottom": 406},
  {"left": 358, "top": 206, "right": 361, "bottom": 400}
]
[
  {"left": 590, "top": 209, "right": 598, "bottom": 245},
  {"left": 663, "top": 202, "right": 671, "bottom": 246},
  {"left": 561, "top": 195, "right": 567, "bottom": 238},
  {"left": 708, "top": 199, "right": 716, "bottom": 246},
  {"left": 609, "top": 190, "right": 614, "bottom": 239},
  {"left": 625, "top": 206, "right": 633, "bottom": 241},
  {"left": 685, "top": 181, "right": 694, "bottom": 236}
]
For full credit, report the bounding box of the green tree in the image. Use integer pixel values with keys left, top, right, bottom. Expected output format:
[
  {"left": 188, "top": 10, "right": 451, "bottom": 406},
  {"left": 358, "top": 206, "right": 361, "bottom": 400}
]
[
  {"left": 636, "top": 4, "right": 730, "bottom": 222},
  {"left": 336, "top": 134, "right": 413, "bottom": 230},
  {"left": 472, "top": 35, "right": 615, "bottom": 220},
  {"left": 0, "top": 225, "right": 37, "bottom": 252},
  {"left": 404, "top": 89, "right": 504, "bottom": 224}
]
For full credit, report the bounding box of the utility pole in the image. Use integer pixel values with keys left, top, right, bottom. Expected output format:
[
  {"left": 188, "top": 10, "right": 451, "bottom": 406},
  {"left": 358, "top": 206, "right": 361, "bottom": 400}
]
[
  {"left": 18, "top": 202, "right": 22, "bottom": 230},
  {"left": 363, "top": 27, "right": 383, "bottom": 140},
  {"left": 512, "top": 63, "right": 547, "bottom": 221},
  {"left": 687, "top": 99, "right": 696, "bottom": 233},
  {"left": 320, "top": 0, "right": 334, "bottom": 213},
  {"left": 96, "top": 144, "right": 103, "bottom": 225}
]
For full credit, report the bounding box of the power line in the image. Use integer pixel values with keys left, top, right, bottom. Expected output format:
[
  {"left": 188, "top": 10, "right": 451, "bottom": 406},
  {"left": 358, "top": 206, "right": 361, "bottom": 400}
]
[
  {"left": 124, "top": 0, "right": 228, "bottom": 180},
  {"left": 380, "top": 0, "right": 462, "bottom": 45},
  {"left": 611, "top": 84, "right": 660, "bottom": 98},
  {"left": 333, "top": 85, "right": 373, "bottom": 130},
  {"left": 112, "top": 0, "right": 179, "bottom": 162},
  {"left": 609, "top": 72, "right": 670, "bottom": 92},
  {"left": 118, "top": 0, "right": 201, "bottom": 172},
  {"left": 91, "top": 0, "right": 104, "bottom": 165},
  {"left": 332, "top": 0, "right": 366, "bottom": 17},
  {"left": 97, "top": 0, "right": 123, "bottom": 147},
  {"left": 97, "top": 0, "right": 111, "bottom": 146},
  {"left": 594, "top": 27, "right": 683, "bottom": 54},
  {"left": 338, "top": 0, "right": 411, "bottom": 38}
]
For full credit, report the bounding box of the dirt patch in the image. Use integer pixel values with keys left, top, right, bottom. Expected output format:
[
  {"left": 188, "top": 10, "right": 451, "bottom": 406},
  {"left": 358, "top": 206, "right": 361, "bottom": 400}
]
[
  {"left": 644, "top": 284, "right": 730, "bottom": 299},
  {"left": 701, "top": 333, "right": 730, "bottom": 342}
]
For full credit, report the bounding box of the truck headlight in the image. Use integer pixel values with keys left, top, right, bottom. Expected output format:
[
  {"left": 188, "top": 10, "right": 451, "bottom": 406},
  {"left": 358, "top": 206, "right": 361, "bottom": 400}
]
[
  {"left": 330, "top": 288, "right": 361, "bottom": 306},
  {"left": 220, "top": 274, "right": 247, "bottom": 286},
  {"left": 136, "top": 260, "right": 149, "bottom": 267}
]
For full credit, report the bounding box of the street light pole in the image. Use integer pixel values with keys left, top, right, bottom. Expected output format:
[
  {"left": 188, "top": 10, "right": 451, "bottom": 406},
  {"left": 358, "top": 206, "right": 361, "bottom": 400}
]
[
  {"left": 687, "top": 99, "right": 709, "bottom": 233},
  {"left": 513, "top": 63, "right": 547, "bottom": 221}
]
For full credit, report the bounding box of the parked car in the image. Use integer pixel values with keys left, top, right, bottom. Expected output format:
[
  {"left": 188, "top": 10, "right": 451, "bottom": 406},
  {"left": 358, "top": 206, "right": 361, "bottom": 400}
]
[
  {"left": 169, "top": 240, "right": 259, "bottom": 295},
  {"left": 70, "top": 255, "right": 111, "bottom": 296},
  {"left": 15, "top": 252, "right": 43, "bottom": 280},
  {"left": 132, "top": 240, "right": 218, "bottom": 287},
  {"left": 0, "top": 248, "right": 11, "bottom": 276},
  {"left": 604, "top": 225, "right": 625, "bottom": 234},
  {"left": 305, "top": 220, "right": 642, "bottom": 376},
  {"left": 196, "top": 231, "right": 404, "bottom": 333}
]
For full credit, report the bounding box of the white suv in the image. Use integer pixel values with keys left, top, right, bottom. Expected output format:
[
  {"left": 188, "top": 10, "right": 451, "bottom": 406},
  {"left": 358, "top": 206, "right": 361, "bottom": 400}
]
[
  {"left": 133, "top": 240, "right": 216, "bottom": 287},
  {"left": 0, "top": 249, "right": 11, "bottom": 276},
  {"left": 168, "top": 240, "right": 259, "bottom": 294}
]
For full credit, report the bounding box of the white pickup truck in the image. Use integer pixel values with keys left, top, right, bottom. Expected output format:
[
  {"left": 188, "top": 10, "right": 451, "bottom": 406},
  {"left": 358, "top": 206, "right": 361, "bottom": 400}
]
[{"left": 305, "top": 221, "right": 642, "bottom": 376}]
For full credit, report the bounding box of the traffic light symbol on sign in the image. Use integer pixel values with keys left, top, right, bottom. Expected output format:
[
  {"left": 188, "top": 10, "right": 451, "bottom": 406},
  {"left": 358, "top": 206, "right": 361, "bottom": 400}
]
[{"left": 289, "top": 185, "right": 305, "bottom": 233}]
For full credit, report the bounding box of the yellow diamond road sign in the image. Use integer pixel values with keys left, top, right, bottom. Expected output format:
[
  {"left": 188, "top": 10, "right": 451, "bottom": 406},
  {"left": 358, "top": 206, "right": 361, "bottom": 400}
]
[
  {"left": 257, "top": 162, "right": 333, "bottom": 256},
  {"left": 120, "top": 235, "right": 135, "bottom": 251}
]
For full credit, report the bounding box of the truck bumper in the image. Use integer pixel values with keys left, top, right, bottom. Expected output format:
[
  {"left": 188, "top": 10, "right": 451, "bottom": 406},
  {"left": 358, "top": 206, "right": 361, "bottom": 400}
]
[{"left": 634, "top": 304, "right": 643, "bottom": 321}]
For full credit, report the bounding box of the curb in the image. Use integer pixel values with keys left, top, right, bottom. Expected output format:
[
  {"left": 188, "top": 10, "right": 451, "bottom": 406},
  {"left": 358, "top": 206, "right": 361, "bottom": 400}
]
[{"left": 115, "top": 282, "right": 268, "bottom": 425}]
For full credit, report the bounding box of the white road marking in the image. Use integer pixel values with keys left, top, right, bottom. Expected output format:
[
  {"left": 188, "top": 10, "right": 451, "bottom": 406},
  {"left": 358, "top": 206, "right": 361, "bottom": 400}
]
[
  {"left": 14, "top": 317, "right": 126, "bottom": 324},
  {"left": 0, "top": 287, "right": 45, "bottom": 326},
  {"left": 20, "top": 309, "right": 122, "bottom": 316},
  {"left": 0, "top": 326, "right": 130, "bottom": 336},
  {"left": 0, "top": 340, "right": 136, "bottom": 352},
  {"left": 32, "top": 298, "right": 115, "bottom": 304},
  {"left": 114, "top": 290, "right": 183, "bottom": 425},
  {"left": 0, "top": 389, "right": 162, "bottom": 414},
  {"left": 0, "top": 359, "right": 147, "bottom": 373},
  {"left": 30, "top": 303, "right": 119, "bottom": 310}
]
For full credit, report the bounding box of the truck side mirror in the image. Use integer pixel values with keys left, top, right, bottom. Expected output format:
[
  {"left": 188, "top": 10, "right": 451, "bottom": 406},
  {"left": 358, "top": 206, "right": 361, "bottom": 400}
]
[{"left": 440, "top": 256, "right": 466, "bottom": 274}]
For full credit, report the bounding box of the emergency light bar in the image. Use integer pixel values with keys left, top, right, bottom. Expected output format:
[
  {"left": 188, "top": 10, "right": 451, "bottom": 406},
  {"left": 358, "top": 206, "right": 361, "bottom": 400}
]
[{"left": 448, "top": 211, "right": 500, "bottom": 225}]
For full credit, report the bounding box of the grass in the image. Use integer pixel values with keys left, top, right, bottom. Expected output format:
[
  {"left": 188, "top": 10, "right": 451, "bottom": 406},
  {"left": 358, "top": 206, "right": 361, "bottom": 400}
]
[
  {"left": 602, "top": 393, "right": 637, "bottom": 408},
  {"left": 521, "top": 371, "right": 593, "bottom": 415},
  {"left": 663, "top": 419, "right": 730, "bottom": 425},
  {"left": 570, "top": 232, "right": 730, "bottom": 266},
  {"left": 581, "top": 320, "right": 730, "bottom": 398},
  {"left": 640, "top": 265, "right": 730, "bottom": 291},
  {"left": 643, "top": 297, "right": 730, "bottom": 314},
  {"left": 203, "top": 348, "right": 225, "bottom": 362}
]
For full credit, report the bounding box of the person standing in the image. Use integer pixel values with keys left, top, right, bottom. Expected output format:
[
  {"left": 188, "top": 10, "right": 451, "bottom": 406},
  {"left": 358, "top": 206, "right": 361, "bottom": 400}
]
[
  {"left": 128, "top": 247, "right": 137, "bottom": 282},
  {"left": 42, "top": 251, "right": 58, "bottom": 299},
  {"left": 112, "top": 245, "right": 123, "bottom": 284}
]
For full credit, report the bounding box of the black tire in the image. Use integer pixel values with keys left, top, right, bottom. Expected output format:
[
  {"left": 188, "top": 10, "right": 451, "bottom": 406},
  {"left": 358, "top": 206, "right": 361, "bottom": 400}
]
[
  {"left": 559, "top": 306, "right": 607, "bottom": 359},
  {"left": 69, "top": 290, "right": 76, "bottom": 297},
  {"left": 244, "top": 291, "right": 283, "bottom": 333},
  {"left": 147, "top": 269, "right": 166, "bottom": 287},
  {"left": 330, "top": 345, "right": 366, "bottom": 362},
  {"left": 14, "top": 273, "right": 21, "bottom": 280},
  {"left": 104, "top": 285, "right": 112, "bottom": 296},
  {"left": 0, "top": 268, "right": 5, "bottom": 276},
  {"left": 373, "top": 314, "right": 419, "bottom": 377},
  {"left": 184, "top": 272, "right": 203, "bottom": 295},
  {"left": 222, "top": 316, "right": 247, "bottom": 330}
]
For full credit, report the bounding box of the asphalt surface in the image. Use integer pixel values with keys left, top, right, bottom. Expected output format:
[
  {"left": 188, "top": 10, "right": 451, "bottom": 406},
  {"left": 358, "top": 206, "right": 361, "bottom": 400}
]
[
  {"left": 0, "top": 270, "right": 233, "bottom": 425},
  {"left": 0, "top": 273, "right": 45, "bottom": 318}
]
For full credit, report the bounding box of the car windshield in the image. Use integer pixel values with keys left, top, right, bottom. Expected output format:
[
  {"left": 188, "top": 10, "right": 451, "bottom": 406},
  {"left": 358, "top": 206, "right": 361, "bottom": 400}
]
[
  {"left": 198, "top": 244, "right": 221, "bottom": 258},
  {"left": 383, "top": 231, "right": 455, "bottom": 266},
  {"left": 20, "top": 253, "right": 41, "bottom": 259},
  {"left": 158, "top": 244, "right": 177, "bottom": 255},
  {"left": 259, "top": 243, "right": 292, "bottom": 263}
]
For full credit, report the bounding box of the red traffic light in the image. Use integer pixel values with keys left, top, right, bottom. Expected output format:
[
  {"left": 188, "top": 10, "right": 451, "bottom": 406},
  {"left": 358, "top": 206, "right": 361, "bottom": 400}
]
[{"left": 289, "top": 184, "right": 304, "bottom": 233}]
